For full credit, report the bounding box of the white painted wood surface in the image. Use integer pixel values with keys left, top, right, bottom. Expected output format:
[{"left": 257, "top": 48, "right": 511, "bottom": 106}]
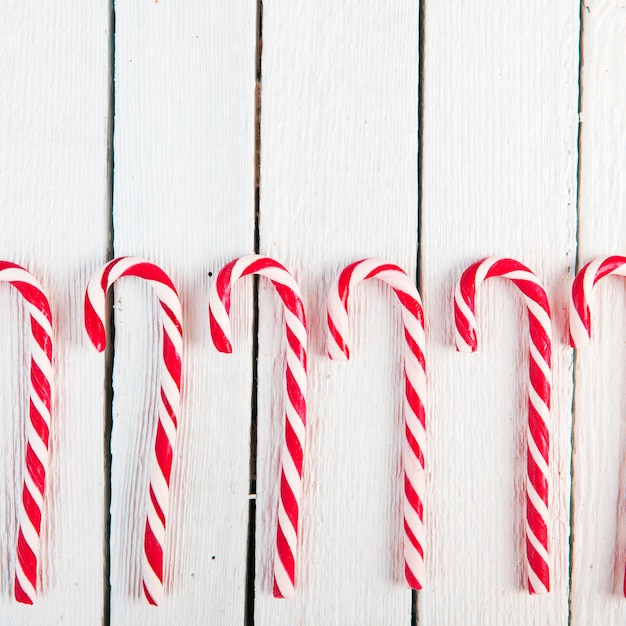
[
  {"left": 419, "top": 1, "right": 579, "bottom": 624},
  {"left": 1, "top": 1, "right": 626, "bottom": 624},
  {"left": 110, "top": 1, "right": 256, "bottom": 624},
  {"left": 570, "top": 2, "right": 626, "bottom": 623},
  {"left": 256, "top": 2, "right": 419, "bottom": 624},
  {"left": 0, "top": 2, "right": 111, "bottom": 623}
]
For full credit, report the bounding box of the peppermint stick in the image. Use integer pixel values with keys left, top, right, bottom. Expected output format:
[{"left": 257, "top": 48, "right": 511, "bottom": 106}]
[
  {"left": 569, "top": 255, "right": 626, "bottom": 596},
  {"left": 0, "top": 262, "right": 53, "bottom": 604},
  {"left": 454, "top": 256, "right": 551, "bottom": 594},
  {"left": 84, "top": 257, "right": 183, "bottom": 606},
  {"left": 209, "top": 255, "right": 307, "bottom": 599},
  {"left": 326, "top": 258, "right": 426, "bottom": 590}
]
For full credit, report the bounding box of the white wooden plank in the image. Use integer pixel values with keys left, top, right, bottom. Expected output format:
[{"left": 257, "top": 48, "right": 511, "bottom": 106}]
[
  {"left": 0, "top": 2, "right": 110, "bottom": 623},
  {"left": 419, "top": 1, "right": 579, "bottom": 623},
  {"left": 570, "top": 2, "right": 626, "bottom": 622},
  {"left": 256, "top": 2, "right": 419, "bottom": 624},
  {"left": 111, "top": 1, "right": 256, "bottom": 623}
]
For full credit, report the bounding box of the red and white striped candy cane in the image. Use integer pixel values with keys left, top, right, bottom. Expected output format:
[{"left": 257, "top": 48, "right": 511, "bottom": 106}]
[
  {"left": 0, "top": 262, "right": 53, "bottom": 604},
  {"left": 209, "top": 255, "right": 307, "bottom": 599},
  {"left": 569, "top": 255, "right": 626, "bottom": 596},
  {"left": 84, "top": 257, "right": 183, "bottom": 606},
  {"left": 454, "top": 257, "right": 551, "bottom": 594},
  {"left": 326, "top": 259, "right": 426, "bottom": 590}
]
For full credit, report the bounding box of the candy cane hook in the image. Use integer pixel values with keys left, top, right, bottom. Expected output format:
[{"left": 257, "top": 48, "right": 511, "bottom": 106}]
[
  {"left": 84, "top": 257, "right": 183, "bottom": 606},
  {"left": 209, "top": 255, "right": 307, "bottom": 599},
  {"left": 454, "top": 257, "right": 551, "bottom": 594},
  {"left": 0, "top": 262, "right": 53, "bottom": 604},
  {"left": 569, "top": 255, "right": 626, "bottom": 596},
  {"left": 326, "top": 259, "right": 426, "bottom": 590}
]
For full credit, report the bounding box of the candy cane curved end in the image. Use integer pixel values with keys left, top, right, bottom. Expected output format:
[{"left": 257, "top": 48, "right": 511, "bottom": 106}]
[
  {"left": 84, "top": 257, "right": 183, "bottom": 606},
  {"left": 0, "top": 262, "right": 53, "bottom": 605},
  {"left": 569, "top": 255, "right": 626, "bottom": 597},
  {"left": 569, "top": 256, "right": 626, "bottom": 349},
  {"left": 209, "top": 254, "right": 307, "bottom": 599},
  {"left": 454, "top": 257, "right": 551, "bottom": 595},
  {"left": 327, "top": 258, "right": 426, "bottom": 591}
]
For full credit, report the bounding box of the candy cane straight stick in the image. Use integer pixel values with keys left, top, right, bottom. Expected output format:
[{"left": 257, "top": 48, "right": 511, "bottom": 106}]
[
  {"left": 84, "top": 257, "right": 182, "bottom": 606},
  {"left": 569, "top": 255, "right": 626, "bottom": 596},
  {"left": 209, "top": 255, "right": 307, "bottom": 599},
  {"left": 0, "top": 262, "right": 52, "bottom": 604},
  {"left": 326, "top": 259, "right": 426, "bottom": 590},
  {"left": 454, "top": 257, "right": 551, "bottom": 594}
]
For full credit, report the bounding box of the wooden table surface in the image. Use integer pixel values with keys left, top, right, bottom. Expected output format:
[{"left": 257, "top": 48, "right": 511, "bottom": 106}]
[{"left": 0, "top": 1, "right": 624, "bottom": 624}]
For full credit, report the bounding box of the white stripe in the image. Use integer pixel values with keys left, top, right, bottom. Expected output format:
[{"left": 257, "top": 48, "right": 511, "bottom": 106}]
[
  {"left": 529, "top": 341, "right": 551, "bottom": 383},
  {"left": 526, "top": 299, "right": 552, "bottom": 337},
  {"left": 277, "top": 500, "right": 298, "bottom": 551},
  {"left": 142, "top": 558, "right": 163, "bottom": 604},
  {"left": 526, "top": 520, "right": 550, "bottom": 566},
  {"left": 527, "top": 563, "right": 549, "bottom": 595},
  {"left": 527, "top": 428, "right": 550, "bottom": 482},
  {"left": 15, "top": 563, "right": 37, "bottom": 601},
  {"left": 273, "top": 550, "right": 295, "bottom": 599}
]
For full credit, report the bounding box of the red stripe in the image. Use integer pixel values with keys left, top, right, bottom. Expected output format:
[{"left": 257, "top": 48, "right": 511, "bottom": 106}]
[
  {"left": 31, "top": 316, "right": 53, "bottom": 361},
  {"left": 285, "top": 326, "right": 307, "bottom": 372},
  {"left": 337, "top": 261, "right": 360, "bottom": 305},
  {"left": 395, "top": 290, "right": 422, "bottom": 320},
  {"left": 280, "top": 469, "right": 300, "bottom": 529},
  {"left": 283, "top": 415, "right": 304, "bottom": 476},
  {"left": 405, "top": 563, "right": 422, "bottom": 590},
  {"left": 154, "top": 422, "right": 173, "bottom": 482},
  {"left": 241, "top": 256, "right": 284, "bottom": 277},
  {"left": 404, "top": 518, "right": 424, "bottom": 558},
  {"left": 31, "top": 359, "right": 52, "bottom": 409},
  {"left": 29, "top": 400, "right": 50, "bottom": 447},
  {"left": 327, "top": 313, "right": 349, "bottom": 358},
  {"left": 286, "top": 367, "right": 306, "bottom": 429},
  {"left": 123, "top": 262, "right": 178, "bottom": 293},
  {"left": 14, "top": 575, "right": 33, "bottom": 604},
  {"left": 17, "top": 529, "right": 37, "bottom": 586},
  {"left": 404, "top": 474, "right": 423, "bottom": 518},
  {"left": 274, "top": 519, "right": 295, "bottom": 592},
  {"left": 528, "top": 403, "right": 549, "bottom": 466},
  {"left": 22, "top": 485, "right": 42, "bottom": 532},
  {"left": 209, "top": 310, "right": 232, "bottom": 353},
  {"left": 594, "top": 255, "right": 626, "bottom": 283},
  {"left": 161, "top": 301, "right": 183, "bottom": 336},
  {"left": 484, "top": 257, "right": 528, "bottom": 278},
  {"left": 526, "top": 494, "right": 548, "bottom": 549},
  {"left": 526, "top": 536, "right": 550, "bottom": 593},
  {"left": 162, "top": 332, "right": 182, "bottom": 389},
  {"left": 150, "top": 485, "right": 166, "bottom": 527},
  {"left": 405, "top": 328, "right": 426, "bottom": 373},
  {"left": 26, "top": 444, "right": 46, "bottom": 494},
  {"left": 13, "top": 281, "right": 52, "bottom": 323},
  {"left": 570, "top": 271, "right": 590, "bottom": 345},
  {"left": 144, "top": 522, "right": 163, "bottom": 580},
  {"left": 160, "top": 388, "right": 177, "bottom": 428},
  {"left": 143, "top": 582, "right": 157, "bottom": 606},
  {"left": 84, "top": 291, "right": 106, "bottom": 352}
]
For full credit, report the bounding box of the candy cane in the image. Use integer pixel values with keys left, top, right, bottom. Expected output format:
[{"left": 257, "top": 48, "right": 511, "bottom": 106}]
[
  {"left": 569, "top": 255, "right": 626, "bottom": 596},
  {"left": 209, "top": 255, "right": 306, "bottom": 599},
  {"left": 84, "top": 257, "right": 182, "bottom": 606},
  {"left": 454, "top": 257, "right": 551, "bottom": 594},
  {"left": 0, "top": 262, "right": 53, "bottom": 604},
  {"left": 326, "top": 259, "right": 426, "bottom": 590}
]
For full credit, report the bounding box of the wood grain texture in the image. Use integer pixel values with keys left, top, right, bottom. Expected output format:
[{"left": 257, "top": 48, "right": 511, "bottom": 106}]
[
  {"left": 256, "top": 2, "right": 419, "bottom": 623},
  {"left": 111, "top": 1, "right": 256, "bottom": 623},
  {"left": 570, "top": 2, "right": 626, "bottom": 622},
  {"left": 0, "top": 2, "right": 111, "bottom": 623},
  {"left": 419, "top": 1, "right": 579, "bottom": 623}
]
